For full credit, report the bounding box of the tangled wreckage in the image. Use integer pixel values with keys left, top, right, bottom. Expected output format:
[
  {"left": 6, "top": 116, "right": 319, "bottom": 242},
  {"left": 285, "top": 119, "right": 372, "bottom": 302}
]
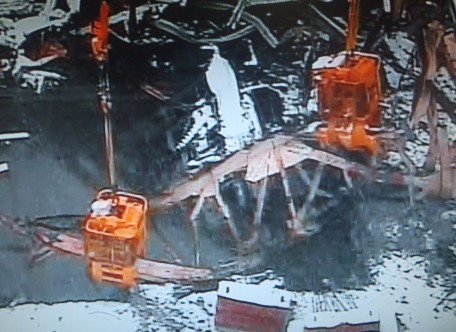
[{"left": 0, "top": 0, "right": 456, "bottom": 291}]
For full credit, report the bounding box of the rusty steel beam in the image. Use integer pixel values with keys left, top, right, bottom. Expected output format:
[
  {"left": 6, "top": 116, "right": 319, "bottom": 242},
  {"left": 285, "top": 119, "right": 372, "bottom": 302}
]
[
  {"left": 424, "top": 128, "right": 456, "bottom": 199},
  {"left": 151, "top": 19, "right": 256, "bottom": 44},
  {"left": 197, "top": 1, "right": 280, "bottom": 48},
  {"left": 443, "top": 32, "right": 456, "bottom": 79},
  {"left": 243, "top": 176, "right": 268, "bottom": 249},
  {"left": 36, "top": 229, "right": 215, "bottom": 283},
  {"left": 297, "top": 163, "right": 324, "bottom": 224}
]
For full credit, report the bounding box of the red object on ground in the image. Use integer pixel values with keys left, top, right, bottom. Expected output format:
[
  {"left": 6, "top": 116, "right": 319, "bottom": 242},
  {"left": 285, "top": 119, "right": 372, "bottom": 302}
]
[
  {"left": 215, "top": 296, "right": 291, "bottom": 332},
  {"left": 305, "top": 321, "right": 380, "bottom": 332},
  {"left": 31, "top": 40, "right": 68, "bottom": 60}
]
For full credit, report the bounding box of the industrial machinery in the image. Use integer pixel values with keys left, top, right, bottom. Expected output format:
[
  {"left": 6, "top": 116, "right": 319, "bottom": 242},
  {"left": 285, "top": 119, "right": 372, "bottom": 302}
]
[
  {"left": 82, "top": 1, "right": 149, "bottom": 288},
  {"left": 83, "top": 189, "right": 148, "bottom": 288},
  {"left": 313, "top": 0, "right": 383, "bottom": 155},
  {"left": 0, "top": 0, "right": 214, "bottom": 289}
]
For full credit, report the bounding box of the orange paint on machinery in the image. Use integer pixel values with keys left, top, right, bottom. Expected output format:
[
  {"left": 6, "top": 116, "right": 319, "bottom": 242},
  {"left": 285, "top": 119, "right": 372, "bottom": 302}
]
[
  {"left": 83, "top": 189, "right": 149, "bottom": 288},
  {"left": 314, "top": 52, "right": 383, "bottom": 155},
  {"left": 313, "top": 0, "right": 383, "bottom": 155},
  {"left": 91, "top": 0, "right": 109, "bottom": 62}
]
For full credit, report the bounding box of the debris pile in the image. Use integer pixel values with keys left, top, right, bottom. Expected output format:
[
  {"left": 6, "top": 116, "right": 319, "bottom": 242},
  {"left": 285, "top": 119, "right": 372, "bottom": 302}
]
[{"left": 1, "top": 253, "right": 454, "bottom": 331}]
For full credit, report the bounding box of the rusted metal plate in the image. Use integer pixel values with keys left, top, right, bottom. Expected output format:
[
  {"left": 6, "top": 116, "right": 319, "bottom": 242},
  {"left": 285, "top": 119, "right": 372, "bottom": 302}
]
[
  {"left": 304, "top": 321, "right": 380, "bottom": 332},
  {"left": 215, "top": 296, "right": 291, "bottom": 332}
]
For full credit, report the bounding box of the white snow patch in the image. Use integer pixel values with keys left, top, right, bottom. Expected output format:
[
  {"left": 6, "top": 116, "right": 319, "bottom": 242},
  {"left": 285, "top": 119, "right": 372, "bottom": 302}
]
[
  {"left": 1, "top": 254, "right": 454, "bottom": 332},
  {"left": 290, "top": 253, "right": 455, "bottom": 332},
  {"left": 383, "top": 151, "right": 404, "bottom": 169},
  {"left": 0, "top": 301, "right": 136, "bottom": 332},
  {"left": 438, "top": 112, "right": 456, "bottom": 143},
  {"left": 440, "top": 210, "right": 456, "bottom": 223},
  {"left": 218, "top": 280, "right": 292, "bottom": 309},
  {"left": 405, "top": 140, "right": 429, "bottom": 168}
]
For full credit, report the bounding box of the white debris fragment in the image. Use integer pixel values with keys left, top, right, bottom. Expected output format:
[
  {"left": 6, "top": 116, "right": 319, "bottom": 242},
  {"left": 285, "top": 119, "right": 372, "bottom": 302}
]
[
  {"left": 243, "top": 39, "right": 258, "bottom": 66},
  {"left": 379, "top": 31, "right": 416, "bottom": 89},
  {"left": 415, "top": 128, "right": 431, "bottom": 145},
  {"left": 303, "top": 121, "right": 322, "bottom": 133},
  {"left": 3, "top": 14, "right": 70, "bottom": 48},
  {"left": 0, "top": 132, "right": 30, "bottom": 142},
  {"left": 440, "top": 210, "right": 456, "bottom": 223},
  {"left": 281, "top": 74, "right": 306, "bottom": 117},
  {"left": 8, "top": 50, "right": 66, "bottom": 94},
  {"left": 218, "top": 280, "right": 292, "bottom": 309},
  {"left": 383, "top": 0, "right": 391, "bottom": 12},
  {"left": 90, "top": 198, "right": 113, "bottom": 217},
  {"left": 306, "top": 89, "right": 319, "bottom": 113},
  {"left": 19, "top": 70, "right": 66, "bottom": 94},
  {"left": 0, "top": 161, "right": 8, "bottom": 174},
  {"left": 405, "top": 140, "right": 429, "bottom": 168},
  {"left": 312, "top": 54, "right": 344, "bottom": 70},
  {"left": 0, "top": 0, "right": 33, "bottom": 16},
  {"left": 175, "top": 103, "right": 218, "bottom": 152},
  {"left": 434, "top": 67, "right": 456, "bottom": 105},
  {"left": 12, "top": 52, "right": 59, "bottom": 78},
  {"left": 0, "top": 301, "right": 136, "bottom": 332},
  {"left": 449, "top": 244, "right": 456, "bottom": 255},
  {"left": 292, "top": 253, "right": 455, "bottom": 332},
  {"left": 438, "top": 112, "right": 456, "bottom": 143},
  {"left": 383, "top": 151, "right": 403, "bottom": 169},
  {"left": 390, "top": 90, "right": 414, "bottom": 121},
  {"left": 293, "top": 308, "right": 383, "bottom": 331},
  {"left": 202, "top": 45, "right": 262, "bottom": 153}
]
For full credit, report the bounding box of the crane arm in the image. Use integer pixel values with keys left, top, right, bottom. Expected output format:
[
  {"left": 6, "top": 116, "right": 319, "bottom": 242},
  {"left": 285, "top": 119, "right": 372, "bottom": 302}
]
[
  {"left": 346, "top": 0, "right": 360, "bottom": 52},
  {"left": 93, "top": 1, "right": 116, "bottom": 190}
]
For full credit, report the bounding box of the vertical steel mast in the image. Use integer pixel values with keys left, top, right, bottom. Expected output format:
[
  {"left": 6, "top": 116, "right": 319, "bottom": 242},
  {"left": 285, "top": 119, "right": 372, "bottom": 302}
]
[
  {"left": 346, "top": 0, "right": 360, "bottom": 53},
  {"left": 93, "top": 1, "right": 116, "bottom": 190}
]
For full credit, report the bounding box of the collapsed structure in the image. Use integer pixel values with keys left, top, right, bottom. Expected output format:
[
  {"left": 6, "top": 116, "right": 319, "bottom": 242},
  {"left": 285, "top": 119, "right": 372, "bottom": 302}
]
[{"left": 0, "top": 0, "right": 454, "bottom": 293}]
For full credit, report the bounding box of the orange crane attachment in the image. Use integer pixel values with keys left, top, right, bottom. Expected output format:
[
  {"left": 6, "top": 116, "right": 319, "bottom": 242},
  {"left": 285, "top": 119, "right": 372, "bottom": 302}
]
[
  {"left": 313, "top": 0, "right": 383, "bottom": 155},
  {"left": 83, "top": 1, "right": 149, "bottom": 288},
  {"left": 91, "top": 0, "right": 109, "bottom": 62},
  {"left": 83, "top": 189, "right": 148, "bottom": 288}
]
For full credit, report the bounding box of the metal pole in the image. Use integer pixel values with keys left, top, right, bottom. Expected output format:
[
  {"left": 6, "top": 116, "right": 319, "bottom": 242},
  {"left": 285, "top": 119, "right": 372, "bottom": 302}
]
[
  {"left": 94, "top": 1, "right": 116, "bottom": 192},
  {"left": 99, "top": 62, "right": 116, "bottom": 190},
  {"left": 346, "top": 0, "right": 360, "bottom": 52}
]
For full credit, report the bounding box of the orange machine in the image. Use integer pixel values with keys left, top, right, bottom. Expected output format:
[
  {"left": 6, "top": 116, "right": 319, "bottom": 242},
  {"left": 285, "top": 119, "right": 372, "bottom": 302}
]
[
  {"left": 83, "top": 1, "right": 149, "bottom": 288},
  {"left": 83, "top": 189, "right": 148, "bottom": 288},
  {"left": 313, "top": 0, "right": 383, "bottom": 155},
  {"left": 91, "top": 0, "right": 109, "bottom": 62}
]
